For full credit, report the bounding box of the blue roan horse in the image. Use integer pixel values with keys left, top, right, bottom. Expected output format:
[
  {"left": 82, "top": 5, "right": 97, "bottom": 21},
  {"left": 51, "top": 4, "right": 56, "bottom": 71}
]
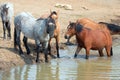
[
  {"left": 0, "top": 3, "right": 14, "bottom": 39},
  {"left": 14, "top": 12, "right": 56, "bottom": 62}
]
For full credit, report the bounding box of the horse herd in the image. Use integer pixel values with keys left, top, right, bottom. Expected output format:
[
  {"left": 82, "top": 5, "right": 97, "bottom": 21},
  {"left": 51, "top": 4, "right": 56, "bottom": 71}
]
[{"left": 0, "top": 3, "right": 120, "bottom": 63}]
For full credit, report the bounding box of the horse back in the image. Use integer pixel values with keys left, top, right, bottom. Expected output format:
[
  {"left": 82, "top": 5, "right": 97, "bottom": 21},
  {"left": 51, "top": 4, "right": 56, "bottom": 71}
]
[{"left": 76, "top": 18, "right": 108, "bottom": 30}]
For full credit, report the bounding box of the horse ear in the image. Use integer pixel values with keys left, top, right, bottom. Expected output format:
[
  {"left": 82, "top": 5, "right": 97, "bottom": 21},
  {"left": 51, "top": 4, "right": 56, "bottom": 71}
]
[
  {"left": 69, "top": 21, "right": 71, "bottom": 24},
  {"left": 57, "top": 10, "right": 59, "bottom": 16}
]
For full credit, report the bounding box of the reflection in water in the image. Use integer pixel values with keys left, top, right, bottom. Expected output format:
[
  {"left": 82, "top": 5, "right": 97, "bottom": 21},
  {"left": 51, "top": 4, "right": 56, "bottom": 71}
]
[{"left": 0, "top": 46, "right": 120, "bottom": 80}]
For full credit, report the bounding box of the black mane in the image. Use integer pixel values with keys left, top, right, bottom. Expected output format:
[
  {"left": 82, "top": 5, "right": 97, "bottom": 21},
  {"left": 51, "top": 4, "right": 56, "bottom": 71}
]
[{"left": 75, "top": 24, "right": 83, "bottom": 32}]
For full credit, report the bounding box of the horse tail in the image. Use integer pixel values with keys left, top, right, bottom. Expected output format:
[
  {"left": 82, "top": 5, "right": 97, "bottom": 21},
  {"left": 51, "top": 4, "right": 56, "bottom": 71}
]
[
  {"left": 99, "top": 22, "right": 120, "bottom": 34},
  {"left": 110, "top": 47, "right": 113, "bottom": 56}
]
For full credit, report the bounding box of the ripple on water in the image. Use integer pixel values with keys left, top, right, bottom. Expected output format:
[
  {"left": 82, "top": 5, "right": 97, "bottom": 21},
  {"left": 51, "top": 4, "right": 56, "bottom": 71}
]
[{"left": 1, "top": 45, "right": 120, "bottom": 80}]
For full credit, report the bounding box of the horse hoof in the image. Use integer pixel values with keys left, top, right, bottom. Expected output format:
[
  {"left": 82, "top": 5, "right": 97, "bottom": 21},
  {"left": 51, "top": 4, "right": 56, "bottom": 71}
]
[
  {"left": 27, "top": 51, "right": 31, "bottom": 55},
  {"left": 3, "top": 37, "right": 6, "bottom": 40},
  {"left": 19, "top": 51, "right": 24, "bottom": 55},
  {"left": 36, "top": 59, "right": 38, "bottom": 63},
  {"left": 20, "top": 54, "right": 25, "bottom": 57},
  {"left": 74, "top": 54, "right": 77, "bottom": 58},
  {"left": 57, "top": 56, "right": 60, "bottom": 58},
  {"left": 45, "top": 60, "right": 49, "bottom": 63},
  {"left": 36, "top": 59, "right": 40, "bottom": 63},
  {"left": 57, "top": 55, "right": 60, "bottom": 58},
  {"left": 85, "top": 56, "right": 89, "bottom": 59},
  {"left": 50, "top": 54, "right": 57, "bottom": 59},
  {"left": 7, "top": 37, "right": 11, "bottom": 40},
  {"left": 100, "top": 55, "right": 104, "bottom": 57}
]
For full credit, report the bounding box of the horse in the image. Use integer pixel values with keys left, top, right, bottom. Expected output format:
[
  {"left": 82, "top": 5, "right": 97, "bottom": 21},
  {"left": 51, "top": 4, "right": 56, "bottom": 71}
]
[
  {"left": 40, "top": 11, "right": 60, "bottom": 58},
  {"left": 65, "top": 22, "right": 113, "bottom": 59},
  {"left": 0, "top": 3, "right": 14, "bottom": 39},
  {"left": 65, "top": 18, "right": 109, "bottom": 44},
  {"left": 14, "top": 12, "right": 56, "bottom": 62}
]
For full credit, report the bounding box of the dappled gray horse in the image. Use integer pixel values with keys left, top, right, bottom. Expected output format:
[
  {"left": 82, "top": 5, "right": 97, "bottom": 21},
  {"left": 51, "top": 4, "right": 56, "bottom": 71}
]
[
  {"left": 14, "top": 12, "right": 56, "bottom": 62},
  {"left": 0, "top": 3, "right": 14, "bottom": 39}
]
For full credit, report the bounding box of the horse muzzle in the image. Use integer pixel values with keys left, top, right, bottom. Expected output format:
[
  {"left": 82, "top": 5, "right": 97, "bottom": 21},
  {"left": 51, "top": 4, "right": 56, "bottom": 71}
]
[{"left": 64, "top": 35, "right": 70, "bottom": 39}]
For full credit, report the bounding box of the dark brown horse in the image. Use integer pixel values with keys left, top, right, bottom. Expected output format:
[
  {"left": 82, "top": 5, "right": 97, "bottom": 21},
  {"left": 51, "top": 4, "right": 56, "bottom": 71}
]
[
  {"left": 40, "top": 10, "right": 60, "bottom": 58},
  {"left": 65, "top": 22, "right": 113, "bottom": 59}
]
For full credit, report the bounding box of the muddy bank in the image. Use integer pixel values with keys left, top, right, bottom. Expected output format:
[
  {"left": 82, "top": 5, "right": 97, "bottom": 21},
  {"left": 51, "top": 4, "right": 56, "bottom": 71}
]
[{"left": 0, "top": 40, "right": 67, "bottom": 71}]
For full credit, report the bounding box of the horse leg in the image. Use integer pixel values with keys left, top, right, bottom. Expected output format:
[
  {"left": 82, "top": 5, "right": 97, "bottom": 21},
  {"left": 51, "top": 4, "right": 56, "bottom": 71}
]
[
  {"left": 43, "top": 42, "right": 49, "bottom": 62},
  {"left": 66, "top": 38, "right": 70, "bottom": 45},
  {"left": 98, "top": 49, "right": 104, "bottom": 57},
  {"left": 14, "top": 27, "right": 17, "bottom": 49},
  {"left": 6, "top": 21, "right": 11, "bottom": 39},
  {"left": 23, "top": 36, "right": 30, "bottom": 55},
  {"left": 2, "top": 21, "right": 6, "bottom": 39},
  {"left": 110, "top": 47, "right": 113, "bottom": 56},
  {"left": 85, "top": 48, "right": 90, "bottom": 59},
  {"left": 74, "top": 45, "right": 82, "bottom": 58},
  {"left": 16, "top": 30, "right": 24, "bottom": 55},
  {"left": 48, "top": 38, "right": 56, "bottom": 58},
  {"left": 36, "top": 44, "right": 40, "bottom": 62},
  {"left": 56, "top": 36, "right": 60, "bottom": 58},
  {"left": 105, "top": 46, "right": 111, "bottom": 57},
  {"left": 48, "top": 38, "right": 51, "bottom": 55}
]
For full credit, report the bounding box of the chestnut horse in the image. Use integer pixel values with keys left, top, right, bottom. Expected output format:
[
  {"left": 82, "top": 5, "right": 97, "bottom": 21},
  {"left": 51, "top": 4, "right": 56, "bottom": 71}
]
[
  {"left": 40, "top": 11, "right": 60, "bottom": 58},
  {"left": 65, "top": 22, "right": 113, "bottom": 59},
  {"left": 65, "top": 18, "right": 109, "bottom": 44}
]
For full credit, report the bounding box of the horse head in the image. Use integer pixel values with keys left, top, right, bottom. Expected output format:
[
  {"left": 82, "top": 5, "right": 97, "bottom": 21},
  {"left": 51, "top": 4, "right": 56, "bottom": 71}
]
[
  {"left": 46, "top": 10, "right": 59, "bottom": 38},
  {"left": 64, "top": 21, "right": 76, "bottom": 39},
  {"left": 46, "top": 16, "right": 56, "bottom": 38},
  {"left": 2, "top": 4, "right": 9, "bottom": 15},
  {"left": 49, "top": 10, "right": 59, "bottom": 21}
]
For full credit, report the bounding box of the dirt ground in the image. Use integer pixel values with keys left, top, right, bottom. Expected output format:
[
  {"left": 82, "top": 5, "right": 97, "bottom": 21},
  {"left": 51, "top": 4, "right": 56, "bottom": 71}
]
[{"left": 0, "top": 0, "right": 120, "bottom": 71}]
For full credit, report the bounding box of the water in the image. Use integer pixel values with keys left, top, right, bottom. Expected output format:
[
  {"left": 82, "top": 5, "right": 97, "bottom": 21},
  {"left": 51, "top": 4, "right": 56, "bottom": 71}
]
[{"left": 0, "top": 45, "right": 120, "bottom": 80}]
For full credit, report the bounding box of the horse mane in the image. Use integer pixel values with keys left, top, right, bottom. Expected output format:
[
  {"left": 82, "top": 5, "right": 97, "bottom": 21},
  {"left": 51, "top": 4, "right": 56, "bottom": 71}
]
[
  {"left": 50, "top": 11, "right": 57, "bottom": 16},
  {"left": 67, "top": 22, "right": 76, "bottom": 29},
  {"left": 75, "top": 24, "right": 84, "bottom": 33},
  {"left": 36, "top": 18, "right": 45, "bottom": 21}
]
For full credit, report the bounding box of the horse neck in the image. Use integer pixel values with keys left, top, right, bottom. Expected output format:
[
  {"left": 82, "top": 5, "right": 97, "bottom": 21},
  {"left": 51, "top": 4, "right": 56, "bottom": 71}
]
[
  {"left": 55, "top": 21, "right": 60, "bottom": 30},
  {"left": 75, "top": 27, "right": 90, "bottom": 41}
]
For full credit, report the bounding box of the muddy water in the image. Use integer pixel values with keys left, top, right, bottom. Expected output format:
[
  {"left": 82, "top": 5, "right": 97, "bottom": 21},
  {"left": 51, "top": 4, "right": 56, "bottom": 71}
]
[{"left": 0, "top": 45, "right": 120, "bottom": 80}]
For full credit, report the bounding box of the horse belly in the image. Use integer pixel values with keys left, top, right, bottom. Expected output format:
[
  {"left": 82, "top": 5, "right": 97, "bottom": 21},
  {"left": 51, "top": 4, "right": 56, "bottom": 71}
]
[{"left": 91, "top": 39, "right": 106, "bottom": 50}]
